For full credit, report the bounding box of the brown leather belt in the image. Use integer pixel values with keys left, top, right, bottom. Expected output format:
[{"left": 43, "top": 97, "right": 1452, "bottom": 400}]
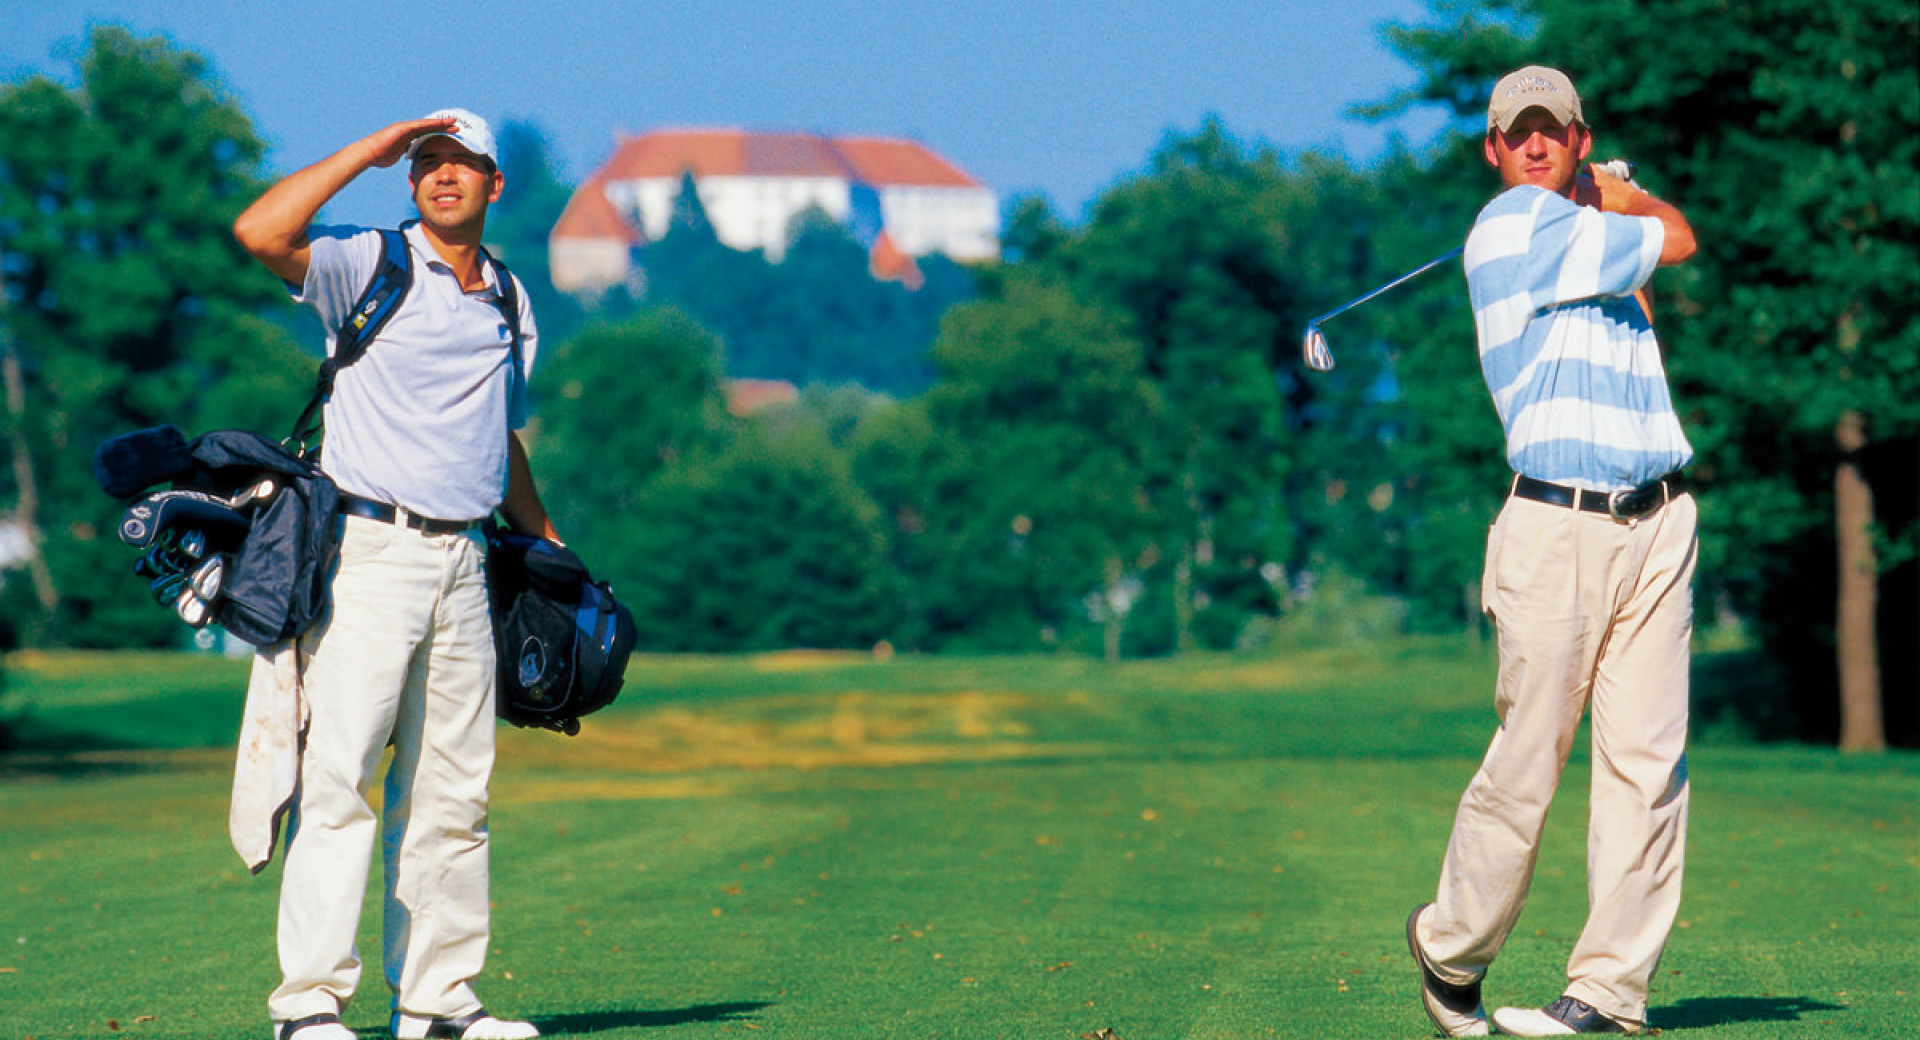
[
  {"left": 1511, "top": 474, "right": 1686, "bottom": 522},
  {"left": 338, "top": 493, "right": 480, "bottom": 536}
]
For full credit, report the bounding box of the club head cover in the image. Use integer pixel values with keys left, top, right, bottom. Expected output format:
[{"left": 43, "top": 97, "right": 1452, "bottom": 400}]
[
  {"left": 119, "top": 490, "right": 250, "bottom": 549},
  {"left": 93, "top": 425, "right": 192, "bottom": 499}
]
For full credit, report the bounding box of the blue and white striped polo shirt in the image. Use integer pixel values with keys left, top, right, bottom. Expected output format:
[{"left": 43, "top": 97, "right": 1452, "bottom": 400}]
[{"left": 1465, "top": 185, "right": 1691, "bottom": 492}]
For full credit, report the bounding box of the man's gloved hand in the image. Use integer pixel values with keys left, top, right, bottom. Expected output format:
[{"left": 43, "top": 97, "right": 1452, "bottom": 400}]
[{"left": 1590, "top": 159, "right": 1638, "bottom": 187}]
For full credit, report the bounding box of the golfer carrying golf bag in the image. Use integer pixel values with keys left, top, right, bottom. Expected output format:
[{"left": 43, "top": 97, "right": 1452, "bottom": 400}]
[
  {"left": 1405, "top": 67, "right": 1699, "bottom": 1037},
  {"left": 233, "top": 109, "right": 558, "bottom": 1040}
]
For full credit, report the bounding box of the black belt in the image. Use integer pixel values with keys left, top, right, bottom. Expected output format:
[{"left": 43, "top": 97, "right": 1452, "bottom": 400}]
[
  {"left": 338, "top": 493, "right": 480, "bottom": 536},
  {"left": 1511, "top": 473, "right": 1686, "bottom": 522}
]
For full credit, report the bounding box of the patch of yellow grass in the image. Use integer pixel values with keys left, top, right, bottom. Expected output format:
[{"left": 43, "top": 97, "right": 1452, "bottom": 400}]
[
  {"left": 749, "top": 649, "right": 873, "bottom": 672},
  {"left": 494, "top": 775, "right": 737, "bottom": 805},
  {"left": 496, "top": 688, "right": 1102, "bottom": 787}
]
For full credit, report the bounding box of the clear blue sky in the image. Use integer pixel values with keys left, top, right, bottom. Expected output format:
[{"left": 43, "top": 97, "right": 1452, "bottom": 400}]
[{"left": 3, "top": 0, "right": 1453, "bottom": 227}]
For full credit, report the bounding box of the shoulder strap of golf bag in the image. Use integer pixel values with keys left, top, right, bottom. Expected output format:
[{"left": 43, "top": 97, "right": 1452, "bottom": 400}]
[
  {"left": 491, "top": 250, "right": 524, "bottom": 391},
  {"left": 285, "top": 227, "right": 525, "bottom": 455},
  {"left": 288, "top": 226, "right": 413, "bottom": 452}
]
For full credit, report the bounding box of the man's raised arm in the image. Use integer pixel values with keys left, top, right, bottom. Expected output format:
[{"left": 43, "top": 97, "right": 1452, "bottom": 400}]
[
  {"left": 232, "top": 117, "right": 455, "bottom": 286},
  {"left": 1588, "top": 164, "right": 1697, "bottom": 266}
]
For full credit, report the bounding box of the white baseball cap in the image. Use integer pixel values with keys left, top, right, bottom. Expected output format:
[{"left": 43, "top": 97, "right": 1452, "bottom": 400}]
[{"left": 406, "top": 107, "right": 498, "bottom": 167}]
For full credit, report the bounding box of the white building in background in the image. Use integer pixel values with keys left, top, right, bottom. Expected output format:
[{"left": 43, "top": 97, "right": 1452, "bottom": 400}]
[{"left": 549, "top": 129, "right": 999, "bottom": 293}]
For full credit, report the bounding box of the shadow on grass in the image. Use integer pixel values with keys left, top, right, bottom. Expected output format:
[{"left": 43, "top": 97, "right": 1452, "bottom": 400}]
[
  {"left": 0, "top": 744, "right": 224, "bottom": 779},
  {"left": 528, "top": 1002, "right": 775, "bottom": 1034},
  {"left": 1654, "top": 995, "right": 1844, "bottom": 1029}
]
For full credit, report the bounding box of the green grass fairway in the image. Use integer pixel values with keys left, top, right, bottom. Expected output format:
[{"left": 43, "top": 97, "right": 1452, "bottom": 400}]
[{"left": 2, "top": 642, "right": 1914, "bottom": 1039}]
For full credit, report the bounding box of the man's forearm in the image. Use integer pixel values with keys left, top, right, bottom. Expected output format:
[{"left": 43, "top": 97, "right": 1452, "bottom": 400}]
[
  {"left": 500, "top": 432, "right": 561, "bottom": 543},
  {"left": 232, "top": 138, "right": 385, "bottom": 285},
  {"left": 1591, "top": 167, "right": 1697, "bottom": 265}
]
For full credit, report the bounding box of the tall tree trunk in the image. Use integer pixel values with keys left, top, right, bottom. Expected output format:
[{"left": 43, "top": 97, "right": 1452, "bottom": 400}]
[
  {"left": 1833, "top": 407, "right": 1885, "bottom": 751},
  {"left": 1832, "top": 304, "right": 1884, "bottom": 752},
  {"left": 0, "top": 309, "right": 60, "bottom": 616}
]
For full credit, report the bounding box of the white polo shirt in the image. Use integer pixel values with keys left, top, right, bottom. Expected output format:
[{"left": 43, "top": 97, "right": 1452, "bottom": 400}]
[{"left": 296, "top": 222, "right": 539, "bottom": 521}]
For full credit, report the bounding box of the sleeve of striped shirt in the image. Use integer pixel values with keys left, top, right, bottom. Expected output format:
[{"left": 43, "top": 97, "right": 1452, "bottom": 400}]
[{"left": 1469, "top": 187, "right": 1663, "bottom": 314}]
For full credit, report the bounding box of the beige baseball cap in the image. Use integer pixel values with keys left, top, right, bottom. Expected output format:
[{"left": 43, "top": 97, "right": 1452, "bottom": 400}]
[{"left": 1487, "top": 66, "right": 1585, "bottom": 132}]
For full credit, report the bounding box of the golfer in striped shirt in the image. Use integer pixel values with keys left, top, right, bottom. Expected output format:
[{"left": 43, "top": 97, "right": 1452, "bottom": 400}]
[{"left": 1406, "top": 66, "right": 1700, "bottom": 1038}]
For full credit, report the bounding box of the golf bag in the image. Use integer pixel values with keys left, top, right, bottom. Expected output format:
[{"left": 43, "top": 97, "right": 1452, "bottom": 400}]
[
  {"left": 94, "top": 425, "right": 340, "bottom": 644},
  {"left": 483, "top": 522, "right": 636, "bottom": 735},
  {"left": 89, "top": 227, "right": 420, "bottom": 644}
]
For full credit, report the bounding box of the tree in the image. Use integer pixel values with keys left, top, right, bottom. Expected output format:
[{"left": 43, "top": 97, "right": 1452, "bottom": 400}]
[
  {"left": 1561, "top": 0, "right": 1918, "bottom": 748},
  {"left": 0, "top": 27, "right": 309, "bottom": 647},
  {"left": 1380, "top": 0, "right": 1920, "bottom": 745},
  {"left": 756, "top": 382, "right": 893, "bottom": 448},
  {"left": 523, "top": 306, "right": 732, "bottom": 579},
  {"left": 620, "top": 427, "right": 895, "bottom": 652},
  {"left": 1280, "top": 143, "right": 1505, "bottom": 634},
  {"left": 1043, "top": 121, "right": 1311, "bottom": 652},
  {"left": 0, "top": 652, "right": 14, "bottom": 750},
  {"left": 904, "top": 274, "right": 1162, "bottom": 656},
  {"left": 485, "top": 119, "right": 586, "bottom": 348},
  {"left": 622, "top": 180, "right": 978, "bottom": 395}
]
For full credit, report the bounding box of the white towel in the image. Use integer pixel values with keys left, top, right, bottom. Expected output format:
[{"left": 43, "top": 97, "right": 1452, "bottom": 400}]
[{"left": 228, "top": 640, "right": 306, "bottom": 873}]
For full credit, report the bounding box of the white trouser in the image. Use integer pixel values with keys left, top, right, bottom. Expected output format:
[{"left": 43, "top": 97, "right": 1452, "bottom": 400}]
[
  {"left": 1421, "top": 492, "right": 1696, "bottom": 1027},
  {"left": 269, "top": 515, "right": 497, "bottom": 1023}
]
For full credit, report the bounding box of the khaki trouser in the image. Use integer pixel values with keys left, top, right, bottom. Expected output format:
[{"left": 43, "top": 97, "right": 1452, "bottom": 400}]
[
  {"left": 269, "top": 515, "right": 497, "bottom": 1023},
  {"left": 1421, "top": 491, "right": 1696, "bottom": 1027}
]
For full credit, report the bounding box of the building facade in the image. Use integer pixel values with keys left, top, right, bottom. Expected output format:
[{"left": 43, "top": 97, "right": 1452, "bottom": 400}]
[{"left": 549, "top": 129, "right": 999, "bottom": 294}]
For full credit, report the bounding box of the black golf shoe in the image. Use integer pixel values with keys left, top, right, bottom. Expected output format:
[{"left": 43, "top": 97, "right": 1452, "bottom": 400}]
[{"left": 1406, "top": 903, "right": 1489, "bottom": 1036}]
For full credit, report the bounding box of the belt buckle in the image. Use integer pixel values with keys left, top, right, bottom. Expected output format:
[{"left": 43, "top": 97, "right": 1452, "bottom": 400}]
[
  {"left": 1606, "top": 488, "right": 1634, "bottom": 522},
  {"left": 1607, "top": 482, "right": 1663, "bottom": 524}
]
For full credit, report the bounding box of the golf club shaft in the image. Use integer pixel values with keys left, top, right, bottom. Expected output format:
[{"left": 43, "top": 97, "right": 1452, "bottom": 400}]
[{"left": 1308, "top": 246, "right": 1464, "bottom": 326}]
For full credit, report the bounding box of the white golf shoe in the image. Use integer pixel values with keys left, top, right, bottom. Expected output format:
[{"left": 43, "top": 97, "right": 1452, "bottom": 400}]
[
  {"left": 1490, "top": 995, "right": 1638, "bottom": 1035},
  {"left": 392, "top": 1008, "right": 539, "bottom": 1040},
  {"left": 274, "top": 1013, "right": 356, "bottom": 1040}
]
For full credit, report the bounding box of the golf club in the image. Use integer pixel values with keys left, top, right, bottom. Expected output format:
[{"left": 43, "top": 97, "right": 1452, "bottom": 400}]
[
  {"left": 1300, "top": 160, "right": 1638, "bottom": 373},
  {"left": 190, "top": 555, "right": 227, "bottom": 601},
  {"left": 1301, "top": 246, "right": 1463, "bottom": 372},
  {"left": 175, "top": 586, "right": 213, "bottom": 627}
]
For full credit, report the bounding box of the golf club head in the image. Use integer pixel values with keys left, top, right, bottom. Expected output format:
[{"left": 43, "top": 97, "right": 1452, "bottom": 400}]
[
  {"left": 175, "top": 587, "right": 212, "bottom": 627},
  {"left": 232, "top": 477, "right": 278, "bottom": 510},
  {"left": 190, "top": 555, "right": 226, "bottom": 601},
  {"left": 1302, "top": 323, "right": 1335, "bottom": 372}
]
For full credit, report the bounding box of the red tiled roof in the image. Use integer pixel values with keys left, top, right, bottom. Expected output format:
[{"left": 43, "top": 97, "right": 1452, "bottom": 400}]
[
  {"left": 724, "top": 378, "right": 801, "bottom": 416},
  {"left": 834, "top": 137, "right": 979, "bottom": 188},
  {"left": 549, "top": 178, "right": 639, "bottom": 243},
  {"left": 596, "top": 129, "right": 981, "bottom": 188}
]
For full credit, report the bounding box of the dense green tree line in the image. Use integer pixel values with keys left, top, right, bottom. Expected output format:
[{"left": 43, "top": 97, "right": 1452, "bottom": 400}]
[
  {"left": 602, "top": 172, "right": 980, "bottom": 396},
  {"left": 2, "top": 6, "right": 1913, "bottom": 747},
  {"left": 0, "top": 27, "right": 312, "bottom": 648}
]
